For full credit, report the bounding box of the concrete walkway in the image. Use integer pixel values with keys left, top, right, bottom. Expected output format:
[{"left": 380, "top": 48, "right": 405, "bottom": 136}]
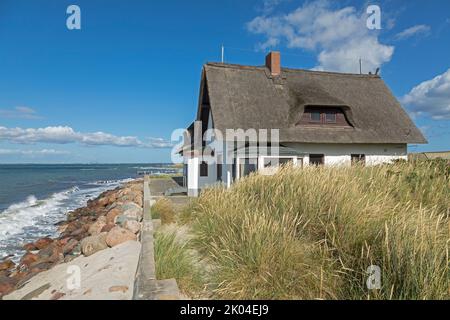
[{"left": 4, "top": 241, "right": 141, "bottom": 300}]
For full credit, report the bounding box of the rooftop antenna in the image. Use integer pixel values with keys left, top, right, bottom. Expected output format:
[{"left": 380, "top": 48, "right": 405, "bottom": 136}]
[
  {"left": 221, "top": 44, "right": 224, "bottom": 63},
  {"left": 359, "top": 58, "right": 362, "bottom": 74}
]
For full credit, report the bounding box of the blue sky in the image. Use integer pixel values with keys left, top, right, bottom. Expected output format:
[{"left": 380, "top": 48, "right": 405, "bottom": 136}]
[{"left": 0, "top": 0, "right": 449, "bottom": 163}]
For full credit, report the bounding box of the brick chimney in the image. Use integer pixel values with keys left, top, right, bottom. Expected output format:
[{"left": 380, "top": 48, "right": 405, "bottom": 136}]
[{"left": 265, "top": 51, "right": 281, "bottom": 76}]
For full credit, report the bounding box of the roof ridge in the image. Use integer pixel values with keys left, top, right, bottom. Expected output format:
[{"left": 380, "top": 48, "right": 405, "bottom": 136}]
[{"left": 205, "top": 62, "right": 380, "bottom": 78}]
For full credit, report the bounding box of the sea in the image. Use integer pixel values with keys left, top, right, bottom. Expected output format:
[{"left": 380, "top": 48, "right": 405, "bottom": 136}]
[{"left": 0, "top": 163, "right": 180, "bottom": 261}]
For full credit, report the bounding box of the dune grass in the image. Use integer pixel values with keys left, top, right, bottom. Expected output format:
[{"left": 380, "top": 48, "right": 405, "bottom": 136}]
[
  {"left": 151, "top": 198, "right": 176, "bottom": 224},
  {"left": 154, "top": 225, "right": 207, "bottom": 297},
  {"left": 181, "top": 160, "right": 449, "bottom": 300}
]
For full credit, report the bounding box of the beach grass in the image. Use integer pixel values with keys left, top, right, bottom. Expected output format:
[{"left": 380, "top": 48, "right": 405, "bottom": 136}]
[
  {"left": 151, "top": 198, "right": 176, "bottom": 224},
  {"left": 154, "top": 225, "right": 207, "bottom": 297},
  {"left": 180, "top": 160, "right": 449, "bottom": 300}
]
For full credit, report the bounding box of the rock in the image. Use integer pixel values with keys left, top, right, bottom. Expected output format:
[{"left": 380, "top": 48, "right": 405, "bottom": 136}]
[
  {"left": 62, "top": 239, "right": 79, "bottom": 255},
  {"left": 88, "top": 216, "right": 107, "bottom": 236},
  {"left": 114, "top": 215, "right": 131, "bottom": 226},
  {"left": 80, "top": 233, "right": 108, "bottom": 257},
  {"left": 64, "top": 255, "right": 76, "bottom": 263},
  {"left": 0, "top": 276, "right": 17, "bottom": 297},
  {"left": 124, "top": 220, "right": 141, "bottom": 234},
  {"left": 133, "top": 195, "right": 143, "bottom": 207},
  {"left": 57, "top": 238, "right": 71, "bottom": 247},
  {"left": 57, "top": 224, "right": 69, "bottom": 234},
  {"left": 34, "top": 237, "right": 54, "bottom": 250},
  {"left": 105, "top": 227, "right": 137, "bottom": 247},
  {"left": 100, "top": 224, "right": 115, "bottom": 233},
  {"left": 122, "top": 207, "right": 143, "bottom": 221},
  {"left": 37, "top": 243, "right": 64, "bottom": 264},
  {"left": 97, "top": 197, "right": 109, "bottom": 207},
  {"left": 0, "top": 259, "right": 15, "bottom": 271},
  {"left": 120, "top": 202, "right": 141, "bottom": 212},
  {"left": 23, "top": 242, "right": 37, "bottom": 251},
  {"left": 29, "top": 262, "right": 54, "bottom": 274},
  {"left": 20, "top": 253, "right": 39, "bottom": 267},
  {"left": 106, "top": 208, "right": 122, "bottom": 224},
  {"left": 107, "top": 194, "right": 117, "bottom": 204}
]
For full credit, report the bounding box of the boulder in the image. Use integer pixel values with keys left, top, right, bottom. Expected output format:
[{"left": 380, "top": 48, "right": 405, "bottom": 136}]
[
  {"left": 114, "top": 215, "right": 131, "bottom": 226},
  {"left": 70, "top": 228, "right": 87, "bottom": 239},
  {"left": 20, "top": 252, "right": 39, "bottom": 267},
  {"left": 37, "top": 243, "right": 64, "bottom": 264},
  {"left": 80, "top": 233, "right": 108, "bottom": 257},
  {"left": 29, "top": 261, "right": 54, "bottom": 274},
  {"left": 57, "top": 224, "right": 69, "bottom": 234},
  {"left": 120, "top": 202, "right": 141, "bottom": 212},
  {"left": 124, "top": 220, "right": 141, "bottom": 234},
  {"left": 23, "top": 242, "right": 37, "bottom": 251},
  {"left": 88, "top": 216, "right": 107, "bottom": 236},
  {"left": 97, "top": 197, "right": 109, "bottom": 207},
  {"left": 34, "top": 237, "right": 54, "bottom": 250},
  {"left": 107, "top": 193, "right": 117, "bottom": 204},
  {"left": 57, "top": 237, "right": 71, "bottom": 247},
  {"left": 101, "top": 224, "right": 115, "bottom": 233},
  {"left": 0, "top": 259, "right": 15, "bottom": 271},
  {"left": 106, "top": 208, "right": 122, "bottom": 224},
  {"left": 62, "top": 239, "right": 79, "bottom": 255},
  {"left": 122, "top": 207, "right": 143, "bottom": 221},
  {"left": 133, "top": 195, "right": 143, "bottom": 207},
  {"left": 106, "top": 227, "right": 137, "bottom": 247},
  {"left": 0, "top": 276, "right": 17, "bottom": 297}
]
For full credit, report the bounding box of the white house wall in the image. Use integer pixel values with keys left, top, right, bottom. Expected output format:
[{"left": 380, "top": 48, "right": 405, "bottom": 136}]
[
  {"left": 283, "top": 143, "right": 407, "bottom": 166},
  {"left": 187, "top": 157, "right": 199, "bottom": 197}
]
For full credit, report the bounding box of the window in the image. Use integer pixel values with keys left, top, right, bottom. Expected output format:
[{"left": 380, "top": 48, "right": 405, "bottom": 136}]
[
  {"left": 325, "top": 111, "right": 336, "bottom": 123},
  {"left": 310, "top": 111, "right": 321, "bottom": 122},
  {"left": 217, "top": 163, "right": 222, "bottom": 181},
  {"left": 351, "top": 154, "right": 366, "bottom": 166},
  {"left": 200, "top": 161, "right": 208, "bottom": 177},
  {"left": 298, "top": 106, "right": 351, "bottom": 127},
  {"left": 309, "top": 154, "right": 324, "bottom": 166},
  {"left": 264, "top": 157, "right": 295, "bottom": 168}
]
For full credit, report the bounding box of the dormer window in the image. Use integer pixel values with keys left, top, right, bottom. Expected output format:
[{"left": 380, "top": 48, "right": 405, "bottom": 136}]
[
  {"left": 298, "top": 106, "right": 351, "bottom": 127},
  {"left": 310, "top": 111, "right": 321, "bottom": 122},
  {"left": 325, "top": 111, "right": 336, "bottom": 123}
]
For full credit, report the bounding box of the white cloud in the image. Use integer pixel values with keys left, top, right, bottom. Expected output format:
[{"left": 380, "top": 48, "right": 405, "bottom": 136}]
[
  {"left": 247, "top": 0, "right": 394, "bottom": 73},
  {"left": 260, "top": 0, "right": 284, "bottom": 14},
  {"left": 0, "top": 149, "right": 70, "bottom": 156},
  {"left": 402, "top": 68, "right": 450, "bottom": 120},
  {"left": 395, "top": 24, "right": 431, "bottom": 40},
  {"left": 0, "top": 106, "right": 42, "bottom": 120},
  {"left": 0, "top": 126, "right": 173, "bottom": 149}
]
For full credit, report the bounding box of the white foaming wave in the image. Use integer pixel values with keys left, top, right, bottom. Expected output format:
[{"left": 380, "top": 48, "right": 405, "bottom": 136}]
[
  {"left": 4, "top": 195, "right": 39, "bottom": 212},
  {"left": 0, "top": 178, "right": 131, "bottom": 260},
  {"left": 0, "top": 191, "right": 70, "bottom": 243}
]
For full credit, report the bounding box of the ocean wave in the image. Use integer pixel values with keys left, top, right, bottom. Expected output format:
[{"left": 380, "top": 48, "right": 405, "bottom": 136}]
[{"left": 0, "top": 178, "right": 130, "bottom": 261}]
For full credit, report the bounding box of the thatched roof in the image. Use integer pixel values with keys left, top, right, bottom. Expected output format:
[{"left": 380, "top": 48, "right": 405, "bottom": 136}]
[{"left": 197, "top": 63, "right": 426, "bottom": 144}]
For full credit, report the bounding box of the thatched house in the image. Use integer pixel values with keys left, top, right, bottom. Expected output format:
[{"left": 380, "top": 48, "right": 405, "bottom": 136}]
[{"left": 180, "top": 52, "right": 427, "bottom": 196}]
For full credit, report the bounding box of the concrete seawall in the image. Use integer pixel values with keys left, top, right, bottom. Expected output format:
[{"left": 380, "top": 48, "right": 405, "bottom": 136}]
[{"left": 133, "top": 175, "right": 181, "bottom": 300}]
